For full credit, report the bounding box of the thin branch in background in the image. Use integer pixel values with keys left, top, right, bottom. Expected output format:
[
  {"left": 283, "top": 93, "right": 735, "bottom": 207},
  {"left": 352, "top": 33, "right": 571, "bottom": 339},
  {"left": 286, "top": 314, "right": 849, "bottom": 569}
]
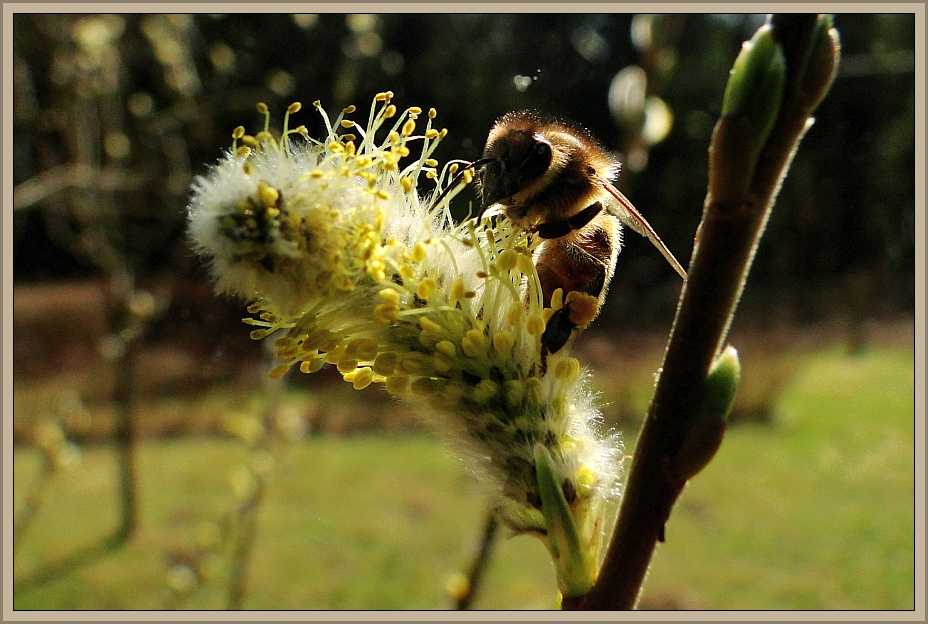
[
  {"left": 452, "top": 507, "right": 501, "bottom": 610},
  {"left": 226, "top": 345, "right": 284, "bottom": 610},
  {"left": 567, "top": 15, "right": 841, "bottom": 610}
]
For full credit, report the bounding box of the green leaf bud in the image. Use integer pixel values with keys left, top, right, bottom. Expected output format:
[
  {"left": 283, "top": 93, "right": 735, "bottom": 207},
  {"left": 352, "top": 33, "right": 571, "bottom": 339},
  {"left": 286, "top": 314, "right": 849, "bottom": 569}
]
[
  {"left": 671, "top": 345, "right": 741, "bottom": 482},
  {"left": 721, "top": 24, "right": 787, "bottom": 149}
]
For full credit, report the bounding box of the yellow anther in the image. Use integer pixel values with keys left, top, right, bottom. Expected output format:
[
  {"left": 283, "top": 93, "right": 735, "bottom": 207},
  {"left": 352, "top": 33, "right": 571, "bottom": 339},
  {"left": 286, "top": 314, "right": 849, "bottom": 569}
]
[
  {"left": 375, "top": 92, "right": 390, "bottom": 101},
  {"left": 411, "top": 377, "right": 438, "bottom": 397},
  {"left": 346, "top": 338, "right": 379, "bottom": 361},
  {"left": 493, "top": 331, "right": 514, "bottom": 354},
  {"left": 424, "top": 158, "right": 438, "bottom": 167},
  {"left": 425, "top": 129, "right": 439, "bottom": 139},
  {"left": 385, "top": 375, "right": 409, "bottom": 395},
  {"left": 401, "top": 177, "right": 414, "bottom": 193},
  {"left": 436, "top": 340, "right": 456, "bottom": 357},
  {"left": 504, "top": 380, "right": 524, "bottom": 407},
  {"left": 526, "top": 313, "right": 546, "bottom": 336},
  {"left": 343, "top": 104, "right": 357, "bottom": 113},
  {"left": 373, "top": 303, "right": 399, "bottom": 324},
  {"left": 408, "top": 106, "right": 422, "bottom": 115},
  {"left": 399, "top": 264, "right": 416, "bottom": 280},
  {"left": 400, "top": 352, "right": 427, "bottom": 374},
  {"left": 419, "top": 316, "right": 442, "bottom": 335},
  {"left": 507, "top": 302, "right": 523, "bottom": 327},
  {"left": 256, "top": 102, "right": 269, "bottom": 114},
  {"left": 433, "top": 352, "right": 453, "bottom": 373},
  {"left": 373, "top": 352, "right": 398, "bottom": 376},
  {"left": 576, "top": 466, "right": 596, "bottom": 497},
  {"left": 450, "top": 277, "right": 466, "bottom": 301},
  {"left": 384, "top": 104, "right": 397, "bottom": 118},
  {"left": 287, "top": 102, "right": 302, "bottom": 114},
  {"left": 378, "top": 288, "right": 401, "bottom": 305},
  {"left": 497, "top": 249, "right": 518, "bottom": 272},
  {"left": 236, "top": 146, "right": 252, "bottom": 158},
  {"left": 553, "top": 357, "right": 581, "bottom": 381},
  {"left": 340, "top": 119, "right": 355, "bottom": 128},
  {"left": 255, "top": 131, "right": 273, "bottom": 142},
  {"left": 524, "top": 377, "right": 543, "bottom": 404},
  {"left": 268, "top": 363, "right": 290, "bottom": 379},
  {"left": 416, "top": 277, "right": 438, "bottom": 299},
  {"left": 257, "top": 181, "right": 279, "bottom": 210},
  {"left": 402, "top": 119, "right": 416, "bottom": 136},
  {"left": 232, "top": 126, "right": 246, "bottom": 140},
  {"left": 352, "top": 367, "right": 374, "bottom": 390},
  {"left": 473, "top": 379, "right": 498, "bottom": 404},
  {"left": 428, "top": 108, "right": 437, "bottom": 119}
]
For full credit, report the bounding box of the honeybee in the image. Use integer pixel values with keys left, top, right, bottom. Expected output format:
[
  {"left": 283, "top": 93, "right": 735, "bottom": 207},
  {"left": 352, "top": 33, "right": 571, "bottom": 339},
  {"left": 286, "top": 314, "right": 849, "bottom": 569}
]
[{"left": 477, "top": 110, "right": 687, "bottom": 359}]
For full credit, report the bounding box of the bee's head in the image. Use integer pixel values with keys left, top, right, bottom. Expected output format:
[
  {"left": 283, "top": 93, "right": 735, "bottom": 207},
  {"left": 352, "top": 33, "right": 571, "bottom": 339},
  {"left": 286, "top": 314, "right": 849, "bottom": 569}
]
[{"left": 478, "top": 111, "right": 554, "bottom": 209}]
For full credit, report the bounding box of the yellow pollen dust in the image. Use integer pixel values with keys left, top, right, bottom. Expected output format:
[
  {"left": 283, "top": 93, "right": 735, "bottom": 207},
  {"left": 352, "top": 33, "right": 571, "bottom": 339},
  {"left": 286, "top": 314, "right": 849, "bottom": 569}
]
[{"left": 565, "top": 292, "right": 600, "bottom": 327}]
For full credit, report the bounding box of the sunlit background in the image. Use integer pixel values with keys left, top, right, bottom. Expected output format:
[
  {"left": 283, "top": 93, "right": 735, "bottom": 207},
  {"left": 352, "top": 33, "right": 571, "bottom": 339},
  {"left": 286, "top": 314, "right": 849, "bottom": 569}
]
[{"left": 12, "top": 13, "right": 915, "bottom": 610}]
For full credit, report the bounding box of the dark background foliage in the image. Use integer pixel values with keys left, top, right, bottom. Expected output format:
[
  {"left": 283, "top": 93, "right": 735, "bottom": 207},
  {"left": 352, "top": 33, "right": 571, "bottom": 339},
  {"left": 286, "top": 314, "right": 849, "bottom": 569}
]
[{"left": 13, "top": 12, "right": 915, "bottom": 333}]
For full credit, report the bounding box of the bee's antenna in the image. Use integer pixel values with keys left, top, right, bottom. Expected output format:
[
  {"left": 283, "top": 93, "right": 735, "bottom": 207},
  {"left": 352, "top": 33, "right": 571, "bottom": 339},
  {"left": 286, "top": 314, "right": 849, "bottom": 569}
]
[{"left": 430, "top": 158, "right": 494, "bottom": 211}]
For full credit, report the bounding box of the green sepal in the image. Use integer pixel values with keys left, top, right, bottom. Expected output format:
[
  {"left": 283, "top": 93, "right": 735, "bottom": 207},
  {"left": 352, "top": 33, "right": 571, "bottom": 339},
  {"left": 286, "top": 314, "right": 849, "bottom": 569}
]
[
  {"left": 721, "top": 24, "right": 787, "bottom": 150},
  {"left": 671, "top": 345, "right": 741, "bottom": 482},
  {"left": 534, "top": 443, "right": 595, "bottom": 598}
]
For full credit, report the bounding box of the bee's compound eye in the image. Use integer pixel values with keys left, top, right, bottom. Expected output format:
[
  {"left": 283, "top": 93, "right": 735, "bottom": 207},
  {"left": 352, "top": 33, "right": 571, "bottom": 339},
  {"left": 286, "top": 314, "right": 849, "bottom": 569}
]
[{"left": 520, "top": 140, "right": 551, "bottom": 183}]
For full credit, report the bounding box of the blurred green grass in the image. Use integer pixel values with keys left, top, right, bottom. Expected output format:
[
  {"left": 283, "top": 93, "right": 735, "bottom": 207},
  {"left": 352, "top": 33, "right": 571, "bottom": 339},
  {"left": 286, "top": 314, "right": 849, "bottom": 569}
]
[{"left": 13, "top": 343, "right": 915, "bottom": 610}]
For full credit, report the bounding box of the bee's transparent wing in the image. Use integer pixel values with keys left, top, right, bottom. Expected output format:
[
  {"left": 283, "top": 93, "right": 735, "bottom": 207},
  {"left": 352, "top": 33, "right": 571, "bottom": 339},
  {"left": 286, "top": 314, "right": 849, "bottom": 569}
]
[{"left": 603, "top": 183, "right": 687, "bottom": 280}]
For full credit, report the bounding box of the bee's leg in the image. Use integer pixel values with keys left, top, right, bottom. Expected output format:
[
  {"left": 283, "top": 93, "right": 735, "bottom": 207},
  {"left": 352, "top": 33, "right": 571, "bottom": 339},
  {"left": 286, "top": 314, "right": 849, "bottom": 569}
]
[
  {"left": 534, "top": 214, "right": 617, "bottom": 373},
  {"left": 533, "top": 202, "right": 603, "bottom": 240},
  {"left": 540, "top": 269, "right": 607, "bottom": 359}
]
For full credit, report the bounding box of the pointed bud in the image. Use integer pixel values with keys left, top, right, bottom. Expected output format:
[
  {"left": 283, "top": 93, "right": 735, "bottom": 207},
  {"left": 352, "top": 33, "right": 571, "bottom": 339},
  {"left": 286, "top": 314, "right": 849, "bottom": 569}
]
[
  {"left": 721, "top": 24, "right": 787, "bottom": 149},
  {"left": 671, "top": 345, "right": 741, "bottom": 482}
]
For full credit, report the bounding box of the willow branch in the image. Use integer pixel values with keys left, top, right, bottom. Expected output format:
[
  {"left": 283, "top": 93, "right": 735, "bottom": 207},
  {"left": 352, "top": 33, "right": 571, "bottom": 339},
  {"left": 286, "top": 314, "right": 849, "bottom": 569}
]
[{"left": 565, "top": 15, "right": 841, "bottom": 611}]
